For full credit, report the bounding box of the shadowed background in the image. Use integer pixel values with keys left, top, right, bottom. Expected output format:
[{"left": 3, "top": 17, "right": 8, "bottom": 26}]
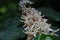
[{"left": 0, "top": 0, "right": 60, "bottom": 40}]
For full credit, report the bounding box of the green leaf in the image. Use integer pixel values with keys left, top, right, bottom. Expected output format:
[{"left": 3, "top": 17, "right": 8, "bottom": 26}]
[
  {"left": 33, "top": 34, "right": 60, "bottom": 40},
  {"left": 38, "top": 34, "right": 46, "bottom": 40},
  {"left": 33, "top": 34, "right": 46, "bottom": 40},
  {"left": 45, "top": 37, "right": 53, "bottom": 40}
]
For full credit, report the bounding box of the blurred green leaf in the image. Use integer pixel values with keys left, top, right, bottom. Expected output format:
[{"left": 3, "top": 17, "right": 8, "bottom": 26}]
[
  {"left": 33, "top": 34, "right": 46, "bottom": 40},
  {"left": 45, "top": 37, "right": 53, "bottom": 40},
  {"left": 0, "top": 7, "right": 7, "bottom": 14},
  {"left": 33, "top": 34, "right": 60, "bottom": 40}
]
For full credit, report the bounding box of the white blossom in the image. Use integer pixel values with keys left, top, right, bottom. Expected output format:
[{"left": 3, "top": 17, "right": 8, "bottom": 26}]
[
  {"left": 19, "top": 0, "right": 60, "bottom": 38},
  {"left": 18, "top": 0, "right": 33, "bottom": 10},
  {"left": 20, "top": 7, "right": 60, "bottom": 37}
]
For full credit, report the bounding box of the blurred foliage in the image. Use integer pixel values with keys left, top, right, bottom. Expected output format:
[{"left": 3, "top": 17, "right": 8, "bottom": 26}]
[
  {"left": 0, "top": 17, "right": 26, "bottom": 40},
  {"left": 33, "top": 34, "right": 60, "bottom": 40},
  {"left": 0, "top": 0, "right": 60, "bottom": 40},
  {"left": 0, "top": 7, "right": 7, "bottom": 14}
]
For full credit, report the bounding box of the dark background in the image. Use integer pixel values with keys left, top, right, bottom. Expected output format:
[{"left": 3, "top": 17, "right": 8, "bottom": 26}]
[{"left": 0, "top": 0, "right": 60, "bottom": 40}]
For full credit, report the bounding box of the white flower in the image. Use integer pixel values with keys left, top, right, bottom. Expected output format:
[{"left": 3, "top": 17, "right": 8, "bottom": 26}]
[
  {"left": 18, "top": 0, "right": 34, "bottom": 10},
  {"left": 19, "top": 0, "right": 60, "bottom": 37},
  {"left": 21, "top": 0, "right": 33, "bottom": 4},
  {"left": 20, "top": 7, "right": 60, "bottom": 37}
]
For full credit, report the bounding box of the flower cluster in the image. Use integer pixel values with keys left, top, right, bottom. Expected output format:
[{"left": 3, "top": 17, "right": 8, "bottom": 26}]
[
  {"left": 20, "top": 7, "right": 60, "bottom": 37},
  {"left": 19, "top": 0, "right": 60, "bottom": 38},
  {"left": 19, "top": 0, "right": 33, "bottom": 10}
]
